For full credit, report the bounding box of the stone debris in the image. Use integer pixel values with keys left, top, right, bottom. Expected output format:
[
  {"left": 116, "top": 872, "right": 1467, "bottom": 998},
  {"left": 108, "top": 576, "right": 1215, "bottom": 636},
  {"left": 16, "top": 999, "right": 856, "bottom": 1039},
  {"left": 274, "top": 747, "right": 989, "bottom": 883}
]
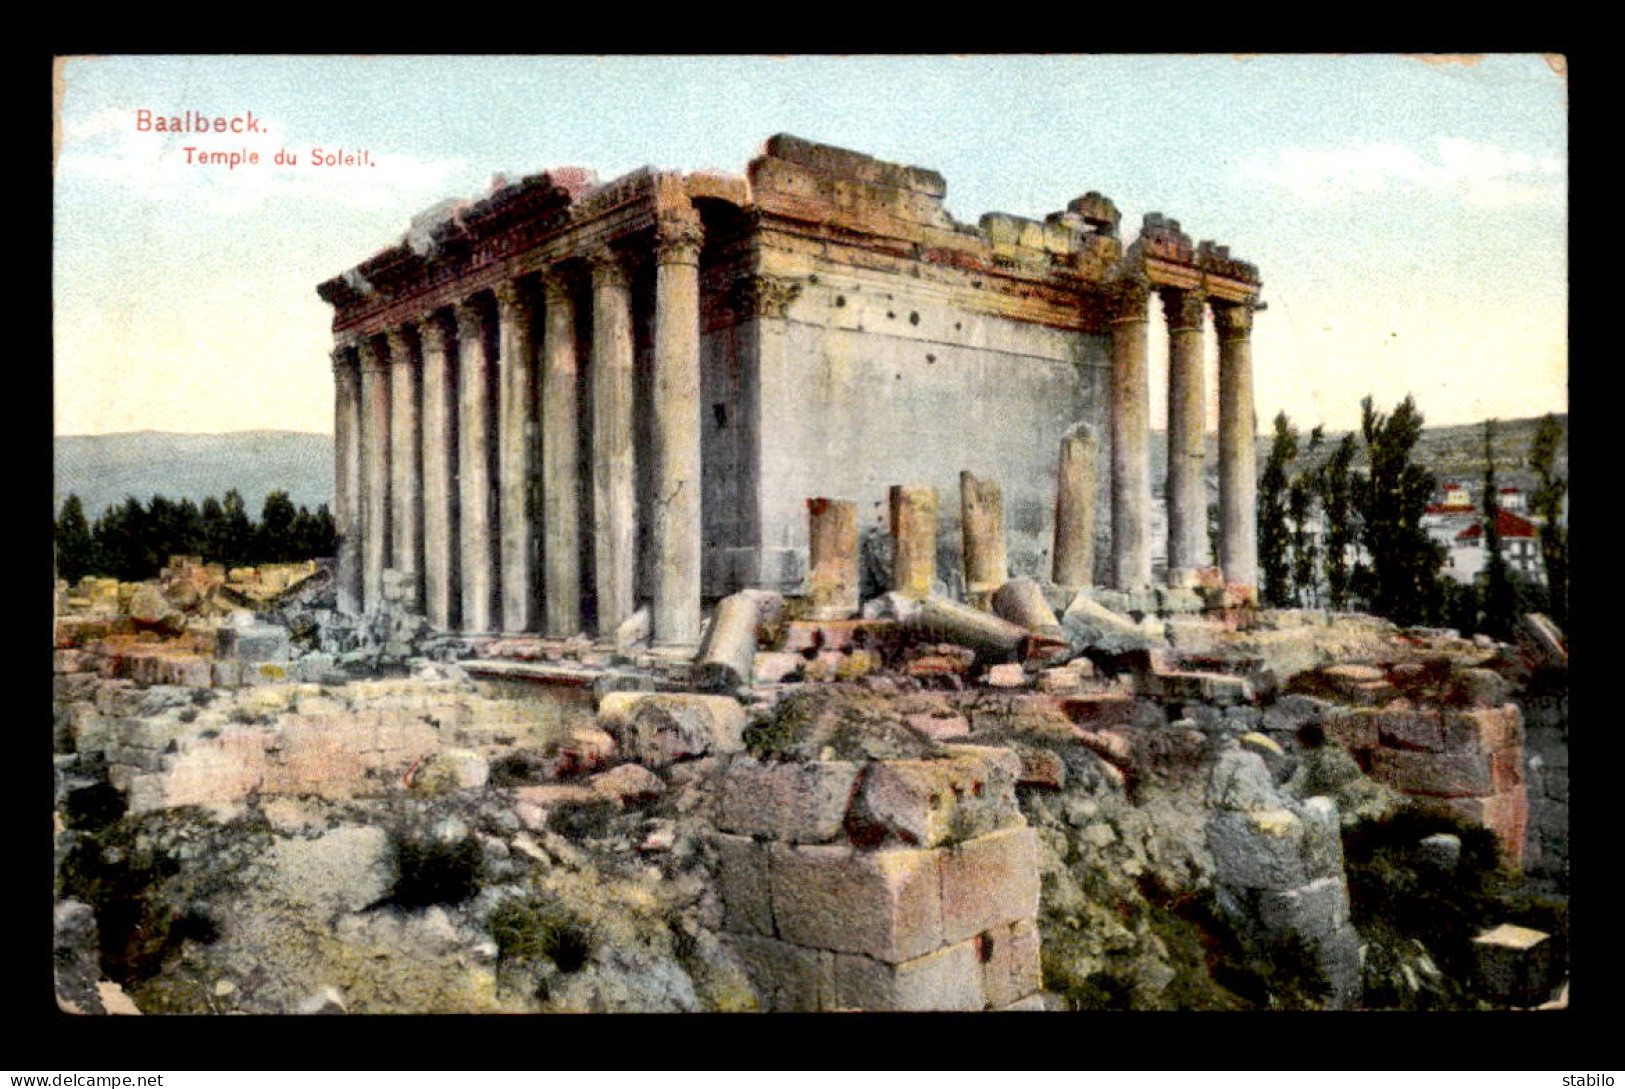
[{"left": 52, "top": 547, "right": 1564, "bottom": 1013}]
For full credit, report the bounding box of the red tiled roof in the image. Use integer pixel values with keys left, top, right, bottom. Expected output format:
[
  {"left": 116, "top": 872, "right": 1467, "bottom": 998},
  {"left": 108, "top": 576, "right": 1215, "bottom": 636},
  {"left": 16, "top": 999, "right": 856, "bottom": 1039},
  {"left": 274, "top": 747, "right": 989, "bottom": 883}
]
[{"left": 1457, "top": 508, "right": 1538, "bottom": 540}]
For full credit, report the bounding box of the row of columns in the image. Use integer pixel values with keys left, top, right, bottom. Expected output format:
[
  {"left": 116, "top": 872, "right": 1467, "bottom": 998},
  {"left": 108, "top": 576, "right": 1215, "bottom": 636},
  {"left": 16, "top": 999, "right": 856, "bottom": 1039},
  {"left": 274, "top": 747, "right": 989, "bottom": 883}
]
[
  {"left": 1107, "top": 281, "right": 1257, "bottom": 593},
  {"left": 330, "top": 210, "right": 707, "bottom": 643}
]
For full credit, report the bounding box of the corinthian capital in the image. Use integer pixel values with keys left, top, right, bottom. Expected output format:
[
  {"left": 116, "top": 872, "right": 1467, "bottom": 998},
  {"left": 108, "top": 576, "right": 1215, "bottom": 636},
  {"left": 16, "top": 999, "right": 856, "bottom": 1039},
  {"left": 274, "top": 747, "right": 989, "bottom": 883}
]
[
  {"left": 730, "top": 274, "right": 802, "bottom": 320},
  {"left": 1107, "top": 277, "right": 1151, "bottom": 323},
  {"left": 1161, "top": 287, "right": 1207, "bottom": 332},
  {"left": 587, "top": 244, "right": 630, "bottom": 289},
  {"left": 383, "top": 325, "right": 415, "bottom": 365},
  {"left": 1210, "top": 299, "right": 1257, "bottom": 339},
  {"left": 539, "top": 266, "right": 573, "bottom": 305},
  {"left": 492, "top": 279, "right": 525, "bottom": 315},
  {"left": 655, "top": 213, "right": 705, "bottom": 265}
]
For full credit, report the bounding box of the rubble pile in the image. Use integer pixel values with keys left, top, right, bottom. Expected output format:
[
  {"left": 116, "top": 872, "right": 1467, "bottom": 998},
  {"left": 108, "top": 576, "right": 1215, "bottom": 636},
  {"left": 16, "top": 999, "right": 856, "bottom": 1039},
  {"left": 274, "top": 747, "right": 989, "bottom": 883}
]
[{"left": 51, "top": 554, "right": 1568, "bottom": 1013}]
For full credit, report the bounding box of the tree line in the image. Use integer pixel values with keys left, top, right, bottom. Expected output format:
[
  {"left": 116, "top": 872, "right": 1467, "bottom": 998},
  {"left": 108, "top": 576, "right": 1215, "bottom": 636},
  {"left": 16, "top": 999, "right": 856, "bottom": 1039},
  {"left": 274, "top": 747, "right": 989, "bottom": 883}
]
[
  {"left": 54, "top": 490, "right": 337, "bottom": 584},
  {"left": 1257, "top": 401, "right": 1567, "bottom": 640}
]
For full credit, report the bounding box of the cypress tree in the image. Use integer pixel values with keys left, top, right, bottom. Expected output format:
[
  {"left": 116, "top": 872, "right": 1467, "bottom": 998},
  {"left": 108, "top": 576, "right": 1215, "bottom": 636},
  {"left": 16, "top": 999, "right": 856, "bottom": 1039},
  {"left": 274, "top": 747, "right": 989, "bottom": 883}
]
[
  {"left": 1353, "top": 396, "right": 1442, "bottom": 626},
  {"left": 54, "top": 495, "right": 95, "bottom": 583},
  {"left": 1259, "top": 412, "right": 1298, "bottom": 607},
  {"left": 1528, "top": 413, "right": 1568, "bottom": 631},
  {"left": 1319, "top": 433, "right": 1357, "bottom": 611}
]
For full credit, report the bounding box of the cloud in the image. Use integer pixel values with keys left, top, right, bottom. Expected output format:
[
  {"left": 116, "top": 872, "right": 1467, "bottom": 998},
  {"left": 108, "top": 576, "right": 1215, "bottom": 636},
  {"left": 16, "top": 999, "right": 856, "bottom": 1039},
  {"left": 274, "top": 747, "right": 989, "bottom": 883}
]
[
  {"left": 56, "top": 108, "right": 467, "bottom": 216},
  {"left": 1236, "top": 138, "right": 1565, "bottom": 209}
]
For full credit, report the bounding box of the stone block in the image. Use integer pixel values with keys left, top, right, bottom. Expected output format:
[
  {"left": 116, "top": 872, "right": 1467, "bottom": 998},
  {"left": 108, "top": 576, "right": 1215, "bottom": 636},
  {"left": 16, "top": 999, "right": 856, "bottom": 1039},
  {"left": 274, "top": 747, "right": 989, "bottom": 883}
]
[
  {"left": 719, "top": 933, "right": 827, "bottom": 1013},
  {"left": 1318, "top": 664, "right": 1397, "bottom": 705},
  {"left": 939, "top": 825, "right": 1040, "bottom": 944},
  {"left": 1013, "top": 746, "right": 1066, "bottom": 789},
  {"left": 753, "top": 651, "right": 805, "bottom": 684},
  {"left": 1058, "top": 691, "right": 1136, "bottom": 728},
  {"left": 857, "top": 749, "right": 1020, "bottom": 848},
  {"left": 903, "top": 712, "right": 970, "bottom": 741},
  {"left": 828, "top": 940, "right": 984, "bottom": 1012},
  {"left": 1473, "top": 923, "right": 1556, "bottom": 1006},
  {"left": 1299, "top": 796, "right": 1345, "bottom": 878},
  {"left": 712, "top": 832, "right": 774, "bottom": 936},
  {"left": 1257, "top": 875, "right": 1350, "bottom": 941},
  {"left": 769, "top": 843, "right": 944, "bottom": 963},
  {"left": 217, "top": 622, "right": 291, "bottom": 663},
  {"left": 1378, "top": 706, "right": 1524, "bottom": 754},
  {"left": 1151, "top": 670, "right": 1253, "bottom": 706},
  {"left": 163, "top": 656, "right": 213, "bottom": 688},
  {"left": 1207, "top": 747, "right": 1282, "bottom": 811},
  {"left": 979, "top": 916, "right": 1043, "bottom": 1009},
  {"left": 714, "top": 757, "right": 862, "bottom": 843},
  {"left": 589, "top": 763, "right": 663, "bottom": 806},
  {"left": 984, "top": 663, "right": 1028, "bottom": 688},
  {"left": 210, "top": 660, "right": 245, "bottom": 688},
  {"left": 624, "top": 694, "right": 747, "bottom": 767},
  {"left": 1207, "top": 809, "right": 1308, "bottom": 890},
  {"left": 1320, "top": 707, "right": 1381, "bottom": 750},
  {"left": 1449, "top": 668, "right": 1514, "bottom": 707},
  {"left": 1369, "top": 748, "right": 1492, "bottom": 798}
]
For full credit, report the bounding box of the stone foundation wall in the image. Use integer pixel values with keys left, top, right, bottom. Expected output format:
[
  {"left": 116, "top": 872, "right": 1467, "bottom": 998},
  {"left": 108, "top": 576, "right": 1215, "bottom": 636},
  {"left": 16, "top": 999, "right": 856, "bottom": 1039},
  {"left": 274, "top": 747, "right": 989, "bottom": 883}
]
[
  {"left": 710, "top": 746, "right": 1044, "bottom": 1010},
  {"left": 1305, "top": 664, "right": 1529, "bottom": 866}
]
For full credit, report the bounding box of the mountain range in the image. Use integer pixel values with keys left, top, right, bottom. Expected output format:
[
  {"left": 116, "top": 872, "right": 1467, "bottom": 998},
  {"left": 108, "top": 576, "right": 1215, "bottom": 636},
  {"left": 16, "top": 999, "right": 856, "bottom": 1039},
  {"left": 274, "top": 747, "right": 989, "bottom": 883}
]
[{"left": 55, "top": 413, "right": 1567, "bottom": 521}]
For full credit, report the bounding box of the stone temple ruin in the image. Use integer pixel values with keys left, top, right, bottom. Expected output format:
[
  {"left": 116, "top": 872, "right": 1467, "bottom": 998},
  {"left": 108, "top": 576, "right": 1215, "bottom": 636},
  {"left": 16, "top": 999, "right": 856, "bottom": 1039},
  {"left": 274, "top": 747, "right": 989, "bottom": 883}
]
[
  {"left": 316, "top": 133, "right": 1265, "bottom": 638},
  {"left": 51, "top": 137, "right": 1568, "bottom": 1015}
]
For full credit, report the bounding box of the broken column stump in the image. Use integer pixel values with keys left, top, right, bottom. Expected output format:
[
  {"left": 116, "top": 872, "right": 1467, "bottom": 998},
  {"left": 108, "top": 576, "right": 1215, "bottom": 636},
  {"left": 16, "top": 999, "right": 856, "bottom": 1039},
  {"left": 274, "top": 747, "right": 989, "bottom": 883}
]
[
  {"left": 960, "top": 471, "right": 1007, "bottom": 610},
  {"left": 695, "top": 592, "right": 761, "bottom": 692},
  {"left": 1052, "top": 426, "right": 1097, "bottom": 591},
  {"left": 806, "top": 497, "right": 859, "bottom": 620},
  {"left": 889, "top": 485, "right": 938, "bottom": 600}
]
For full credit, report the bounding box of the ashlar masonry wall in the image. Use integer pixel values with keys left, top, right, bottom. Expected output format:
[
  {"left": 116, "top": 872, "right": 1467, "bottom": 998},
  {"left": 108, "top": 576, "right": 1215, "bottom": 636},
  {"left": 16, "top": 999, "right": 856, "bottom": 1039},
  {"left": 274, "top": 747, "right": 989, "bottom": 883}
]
[{"left": 711, "top": 746, "right": 1044, "bottom": 1011}]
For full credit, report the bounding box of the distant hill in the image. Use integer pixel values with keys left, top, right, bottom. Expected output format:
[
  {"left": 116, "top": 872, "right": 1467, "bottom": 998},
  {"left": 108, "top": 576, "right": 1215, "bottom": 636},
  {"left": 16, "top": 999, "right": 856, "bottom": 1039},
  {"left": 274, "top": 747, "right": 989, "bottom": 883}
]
[
  {"left": 1150, "top": 413, "right": 1568, "bottom": 497},
  {"left": 57, "top": 413, "right": 1566, "bottom": 523},
  {"left": 54, "top": 431, "right": 334, "bottom": 519}
]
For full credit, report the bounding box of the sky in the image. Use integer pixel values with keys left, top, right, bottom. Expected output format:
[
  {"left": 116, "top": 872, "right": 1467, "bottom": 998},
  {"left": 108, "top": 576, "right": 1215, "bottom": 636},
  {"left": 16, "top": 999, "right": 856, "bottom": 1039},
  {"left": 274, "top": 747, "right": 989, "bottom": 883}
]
[{"left": 52, "top": 53, "right": 1568, "bottom": 438}]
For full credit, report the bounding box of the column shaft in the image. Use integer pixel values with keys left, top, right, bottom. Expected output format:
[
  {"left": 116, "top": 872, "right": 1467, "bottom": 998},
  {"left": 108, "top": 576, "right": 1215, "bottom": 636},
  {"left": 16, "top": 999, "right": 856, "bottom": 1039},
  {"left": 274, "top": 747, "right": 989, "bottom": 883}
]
[
  {"left": 456, "top": 298, "right": 497, "bottom": 633},
  {"left": 1109, "top": 280, "right": 1152, "bottom": 591},
  {"left": 331, "top": 344, "right": 363, "bottom": 616},
  {"left": 1164, "top": 288, "right": 1207, "bottom": 586},
  {"left": 419, "top": 313, "right": 457, "bottom": 630},
  {"left": 496, "top": 281, "right": 535, "bottom": 633},
  {"left": 890, "top": 484, "right": 938, "bottom": 599},
  {"left": 591, "top": 248, "right": 637, "bottom": 635},
  {"left": 651, "top": 213, "right": 705, "bottom": 646},
  {"left": 1052, "top": 426, "right": 1097, "bottom": 590},
  {"left": 387, "top": 327, "right": 422, "bottom": 611},
  {"left": 359, "top": 339, "right": 391, "bottom": 614},
  {"left": 540, "top": 270, "right": 582, "bottom": 637},
  {"left": 960, "top": 470, "right": 1007, "bottom": 606},
  {"left": 806, "top": 497, "right": 858, "bottom": 620},
  {"left": 1216, "top": 301, "right": 1259, "bottom": 594}
]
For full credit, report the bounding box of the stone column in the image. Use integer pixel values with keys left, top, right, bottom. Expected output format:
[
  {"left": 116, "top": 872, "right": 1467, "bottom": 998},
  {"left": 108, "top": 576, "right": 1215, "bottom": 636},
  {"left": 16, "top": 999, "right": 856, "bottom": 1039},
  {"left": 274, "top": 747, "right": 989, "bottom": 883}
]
[
  {"left": 1052, "top": 425, "right": 1096, "bottom": 591},
  {"left": 539, "top": 268, "right": 582, "bottom": 637},
  {"left": 960, "top": 471, "right": 1007, "bottom": 608},
  {"left": 806, "top": 497, "right": 859, "bottom": 620},
  {"left": 651, "top": 210, "right": 706, "bottom": 648},
  {"left": 890, "top": 485, "right": 938, "bottom": 599},
  {"left": 331, "top": 341, "right": 363, "bottom": 617},
  {"left": 1163, "top": 287, "right": 1207, "bottom": 587},
  {"left": 590, "top": 245, "right": 637, "bottom": 635},
  {"left": 358, "top": 337, "right": 392, "bottom": 614},
  {"left": 455, "top": 297, "right": 496, "bottom": 633},
  {"left": 418, "top": 311, "right": 457, "bottom": 631},
  {"left": 386, "top": 326, "right": 422, "bottom": 611},
  {"left": 1109, "top": 279, "right": 1152, "bottom": 591},
  {"left": 495, "top": 280, "right": 535, "bottom": 633},
  {"left": 1214, "top": 300, "right": 1259, "bottom": 595}
]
